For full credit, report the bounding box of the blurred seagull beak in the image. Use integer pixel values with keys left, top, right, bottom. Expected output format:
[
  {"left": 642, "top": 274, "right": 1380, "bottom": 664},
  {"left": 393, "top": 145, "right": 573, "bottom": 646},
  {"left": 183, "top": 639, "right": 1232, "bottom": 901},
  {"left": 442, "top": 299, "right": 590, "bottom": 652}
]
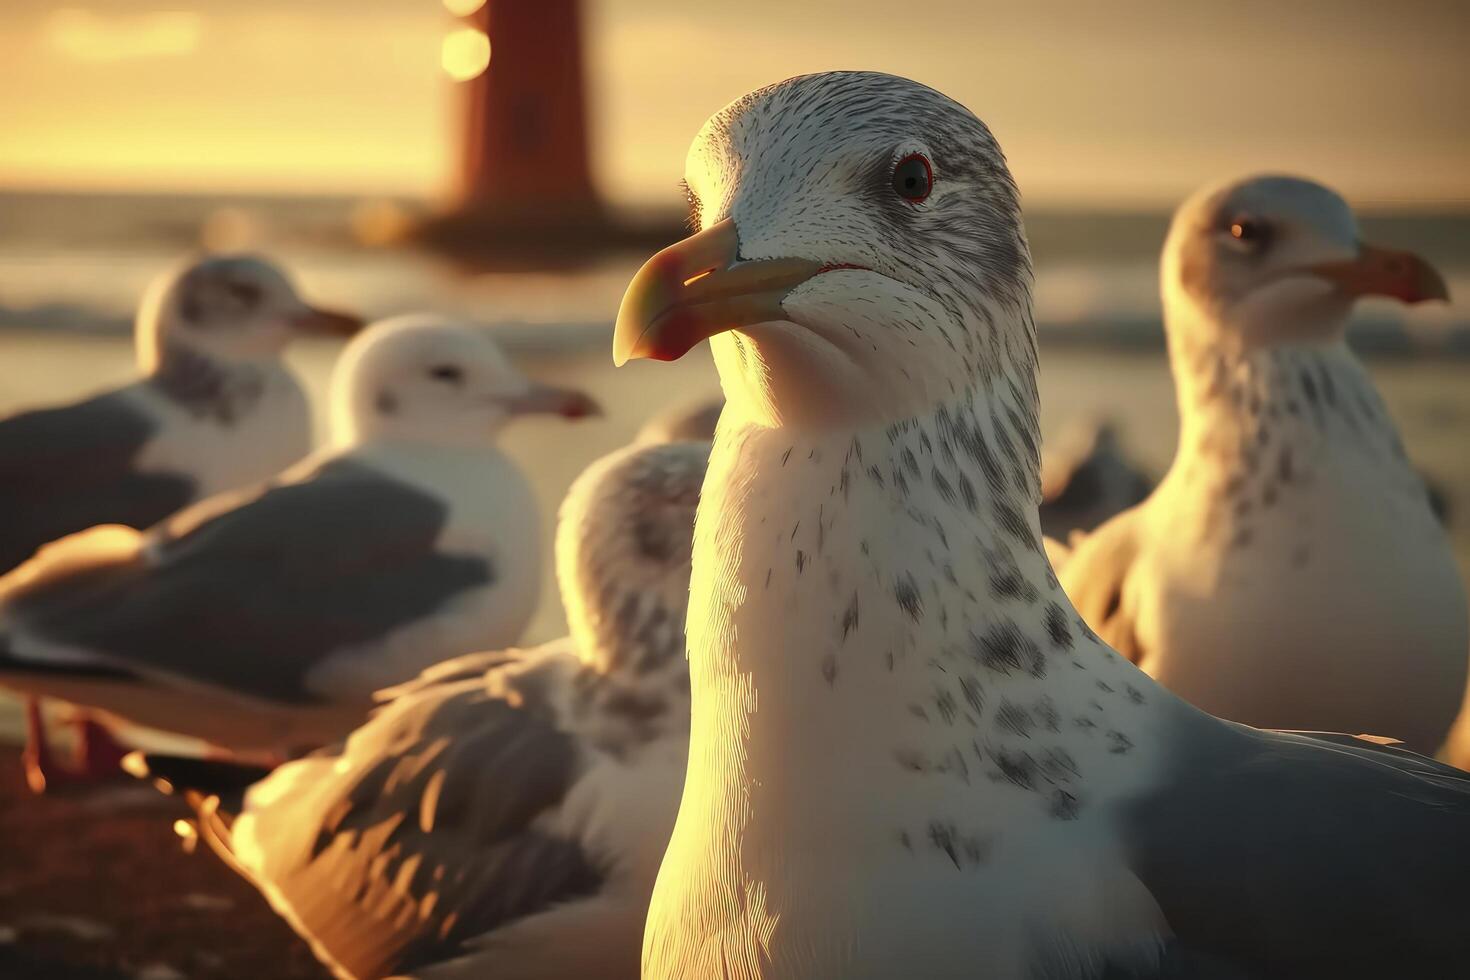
[
  {"left": 505, "top": 382, "right": 602, "bottom": 420},
  {"left": 290, "top": 304, "right": 365, "bottom": 337},
  {"left": 613, "top": 218, "right": 824, "bottom": 365},
  {"left": 1306, "top": 243, "right": 1449, "bottom": 305}
]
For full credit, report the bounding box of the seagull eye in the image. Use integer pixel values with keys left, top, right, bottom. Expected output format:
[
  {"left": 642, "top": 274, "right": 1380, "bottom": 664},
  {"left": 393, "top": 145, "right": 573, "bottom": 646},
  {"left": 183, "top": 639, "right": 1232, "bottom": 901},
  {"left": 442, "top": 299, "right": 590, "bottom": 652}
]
[
  {"left": 892, "top": 153, "right": 933, "bottom": 203},
  {"left": 428, "top": 364, "right": 464, "bottom": 385},
  {"left": 1226, "top": 216, "right": 1271, "bottom": 252}
]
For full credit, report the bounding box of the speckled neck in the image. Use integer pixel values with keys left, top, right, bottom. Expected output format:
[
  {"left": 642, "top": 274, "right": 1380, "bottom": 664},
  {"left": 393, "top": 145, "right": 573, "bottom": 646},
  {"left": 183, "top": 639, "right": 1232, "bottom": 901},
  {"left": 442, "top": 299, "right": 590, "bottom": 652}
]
[
  {"left": 570, "top": 581, "right": 693, "bottom": 754},
  {"left": 580, "top": 584, "right": 689, "bottom": 678},
  {"left": 146, "top": 341, "right": 270, "bottom": 425},
  {"left": 682, "top": 378, "right": 1165, "bottom": 855},
  {"left": 1168, "top": 340, "right": 1417, "bottom": 514}
]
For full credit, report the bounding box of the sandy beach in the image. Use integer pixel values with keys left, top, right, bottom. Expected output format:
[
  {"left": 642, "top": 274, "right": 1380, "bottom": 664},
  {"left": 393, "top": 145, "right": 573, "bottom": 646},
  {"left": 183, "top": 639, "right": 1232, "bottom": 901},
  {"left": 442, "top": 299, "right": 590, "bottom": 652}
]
[{"left": 0, "top": 752, "right": 324, "bottom": 979}]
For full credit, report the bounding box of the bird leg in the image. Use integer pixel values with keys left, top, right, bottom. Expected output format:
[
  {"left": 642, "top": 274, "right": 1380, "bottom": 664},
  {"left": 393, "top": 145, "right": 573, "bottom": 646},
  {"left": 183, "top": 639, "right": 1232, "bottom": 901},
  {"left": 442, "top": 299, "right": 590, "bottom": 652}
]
[
  {"left": 73, "top": 715, "right": 132, "bottom": 781},
  {"left": 20, "top": 699, "right": 133, "bottom": 792},
  {"left": 20, "top": 696, "right": 57, "bottom": 794}
]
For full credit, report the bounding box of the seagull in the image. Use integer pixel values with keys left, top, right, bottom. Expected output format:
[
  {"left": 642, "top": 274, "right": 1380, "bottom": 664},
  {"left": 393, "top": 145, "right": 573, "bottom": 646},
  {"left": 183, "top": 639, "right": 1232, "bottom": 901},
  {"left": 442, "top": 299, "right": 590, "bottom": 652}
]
[
  {"left": 0, "top": 314, "right": 598, "bottom": 758},
  {"left": 0, "top": 253, "right": 360, "bottom": 575},
  {"left": 1061, "top": 176, "right": 1466, "bottom": 753},
  {"left": 614, "top": 71, "right": 1470, "bottom": 979},
  {"left": 131, "top": 438, "right": 707, "bottom": 980},
  {"left": 0, "top": 253, "right": 361, "bottom": 787}
]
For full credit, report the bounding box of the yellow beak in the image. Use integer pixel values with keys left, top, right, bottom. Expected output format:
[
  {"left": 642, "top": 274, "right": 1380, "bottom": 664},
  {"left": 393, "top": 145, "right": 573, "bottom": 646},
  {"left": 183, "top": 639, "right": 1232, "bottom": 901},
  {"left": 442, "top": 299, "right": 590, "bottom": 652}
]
[
  {"left": 613, "top": 218, "right": 824, "bottom": 366},
  {"left": 1306, "top": 242, "right": 1449, "bottom": 305}
]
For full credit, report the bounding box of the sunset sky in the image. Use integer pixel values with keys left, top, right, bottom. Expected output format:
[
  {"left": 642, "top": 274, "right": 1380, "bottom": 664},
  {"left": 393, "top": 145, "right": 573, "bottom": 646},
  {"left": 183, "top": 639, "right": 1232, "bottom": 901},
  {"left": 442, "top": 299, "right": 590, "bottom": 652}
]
[{"left": 1, "top": 0, "right": 1466, "bottom": 207}]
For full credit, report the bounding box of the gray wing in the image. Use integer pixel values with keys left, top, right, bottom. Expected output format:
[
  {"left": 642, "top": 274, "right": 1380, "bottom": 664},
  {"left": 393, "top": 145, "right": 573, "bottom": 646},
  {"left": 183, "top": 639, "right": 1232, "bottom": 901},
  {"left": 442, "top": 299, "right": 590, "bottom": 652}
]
[
  {"left": 1121, "top": 717, "right": 1470, "bottom": 979},
  {"left": 1, "top": 458, "right": 491, "bottom": 704},
  {"left": 203, "top": 654, "right": 604, "bottom": 980},
  {"left": 0, "top": 390, "right": 195, "bottom": 573},
  {"left": 1058, "top": 508, "right": 1146, "bottom": 663}
]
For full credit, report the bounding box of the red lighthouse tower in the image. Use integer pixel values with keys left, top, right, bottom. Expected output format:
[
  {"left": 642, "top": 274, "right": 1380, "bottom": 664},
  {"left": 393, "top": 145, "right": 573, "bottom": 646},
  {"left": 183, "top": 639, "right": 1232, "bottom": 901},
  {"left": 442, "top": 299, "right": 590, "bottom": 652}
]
[
  {"left": 421, "top": 0, "right": 622, "bottom": 264},
  {"left": 421, "top": 0, "right": 674, "bottom": 266},
  {"left": 459, "top": 0, "right": 601, "bottom": 225}
]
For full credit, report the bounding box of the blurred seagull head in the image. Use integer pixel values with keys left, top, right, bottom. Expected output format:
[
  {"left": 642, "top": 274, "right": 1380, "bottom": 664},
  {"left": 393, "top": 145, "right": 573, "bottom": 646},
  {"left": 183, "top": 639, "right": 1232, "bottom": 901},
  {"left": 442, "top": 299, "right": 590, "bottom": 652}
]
[
  {"left": 137, "top": 254, "right": 361, "bottom": 370},
  {"left": 1162, "top": 174, "right": 1448, "bottom": 354},
  {"left": 330, "top": 314, "right": 600, "bottom": 448}
]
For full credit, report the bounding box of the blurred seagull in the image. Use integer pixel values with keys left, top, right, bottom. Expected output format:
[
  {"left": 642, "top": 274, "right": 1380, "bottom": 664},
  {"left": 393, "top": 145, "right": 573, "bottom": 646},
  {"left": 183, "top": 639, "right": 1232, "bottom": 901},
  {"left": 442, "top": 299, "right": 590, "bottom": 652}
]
[
  {"left": 133, "top": 438, "right": 706, "bottom": 980},
  {"left": 0, "top": 315, "right": 598, "bottom": 758},
  {"left": 615, "top": 72, "right": 1470, "bottom": 978},
  {"left": 0, "top": 253, "right": 360, "bottom": 787},
  {"left": 0, "top": 254, "right": 359, "bottom": 573},
  {"left": 1063, "top": 176, "right": 1466, "bottom": 753}
]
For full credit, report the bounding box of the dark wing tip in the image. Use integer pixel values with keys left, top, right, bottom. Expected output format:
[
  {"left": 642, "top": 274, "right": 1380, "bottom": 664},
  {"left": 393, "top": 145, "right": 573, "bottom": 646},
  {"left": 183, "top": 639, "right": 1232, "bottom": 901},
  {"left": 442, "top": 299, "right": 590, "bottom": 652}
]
[
  {"left": 125, "top": 750, "right": 273, "bottom": 803},
  {"left": 0, "top": 645, "right": 144, "bottom": 683}
]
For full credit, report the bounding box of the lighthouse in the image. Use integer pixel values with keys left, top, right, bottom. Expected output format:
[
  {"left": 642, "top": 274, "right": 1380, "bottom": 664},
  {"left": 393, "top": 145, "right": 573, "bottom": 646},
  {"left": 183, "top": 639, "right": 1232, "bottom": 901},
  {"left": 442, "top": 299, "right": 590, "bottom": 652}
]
[
  {"left": 425, "top": 0, "right": 625, "bottom": 265},
  {"left": 459, "top": 0, "right": 601, "bottom": 222}
]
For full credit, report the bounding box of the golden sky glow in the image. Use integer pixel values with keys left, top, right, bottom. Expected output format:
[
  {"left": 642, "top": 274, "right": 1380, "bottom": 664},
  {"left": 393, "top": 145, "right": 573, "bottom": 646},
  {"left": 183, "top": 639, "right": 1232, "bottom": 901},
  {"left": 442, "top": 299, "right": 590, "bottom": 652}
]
[
  {"left": 0, "top": 0, "right": 1466, "bottom": 205},
  {"left": 47, "top": 8, "right": 202, "bottom": 62}
]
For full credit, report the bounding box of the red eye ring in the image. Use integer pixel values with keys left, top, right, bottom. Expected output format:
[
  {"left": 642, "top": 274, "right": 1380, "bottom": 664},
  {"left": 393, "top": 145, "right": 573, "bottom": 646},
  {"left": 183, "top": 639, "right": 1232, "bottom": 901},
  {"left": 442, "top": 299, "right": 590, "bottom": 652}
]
[{"left": 892, "top": 153, "right": 933, "bottom": 203}]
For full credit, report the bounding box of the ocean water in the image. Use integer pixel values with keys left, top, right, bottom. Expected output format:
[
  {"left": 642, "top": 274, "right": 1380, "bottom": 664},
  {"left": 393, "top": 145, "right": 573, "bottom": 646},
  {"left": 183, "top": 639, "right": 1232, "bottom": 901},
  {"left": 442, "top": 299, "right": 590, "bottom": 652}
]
[
  {"left": 1, "top": 190, "right": 1467, "bottom": 743},
  {"left": 2, "top": 190, "right": 1468, "bottom": 350}
]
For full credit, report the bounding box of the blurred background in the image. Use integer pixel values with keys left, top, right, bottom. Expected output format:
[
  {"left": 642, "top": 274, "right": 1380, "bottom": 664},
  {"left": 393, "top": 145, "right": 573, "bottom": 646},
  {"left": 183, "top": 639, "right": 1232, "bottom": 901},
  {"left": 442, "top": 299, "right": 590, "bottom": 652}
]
[{"left": 0, "top": 2, "right": 1467, "bottom": 975}]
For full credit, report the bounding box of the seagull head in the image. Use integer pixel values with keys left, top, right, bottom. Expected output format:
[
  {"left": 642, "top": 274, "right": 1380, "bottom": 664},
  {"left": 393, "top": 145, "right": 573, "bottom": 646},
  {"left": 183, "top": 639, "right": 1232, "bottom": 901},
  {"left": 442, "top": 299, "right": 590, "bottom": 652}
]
[
  {"left": 556, "top": 439, "right": 709, "bottom": 675},
  {"left": 1162, "top": 175, "right": 1449, "bottom": 353},
  {"left": 614, "top": 71, "right": 1034, "bottom": 429},
  {"left": 330, "top": 314, "right": 601, "bottom": 448},
  {"left": 138, "top": 254, "right": 362, "bottom": 369}
]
